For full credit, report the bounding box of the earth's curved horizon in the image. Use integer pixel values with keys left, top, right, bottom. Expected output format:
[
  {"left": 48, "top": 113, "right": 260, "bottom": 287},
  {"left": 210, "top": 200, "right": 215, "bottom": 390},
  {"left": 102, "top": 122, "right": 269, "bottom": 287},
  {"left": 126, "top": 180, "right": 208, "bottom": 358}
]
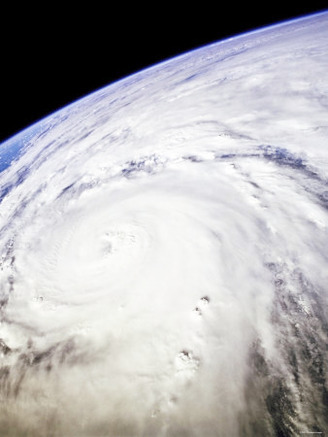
[{"left": 0, "top": 11, "right": 328, "bottom": 437}]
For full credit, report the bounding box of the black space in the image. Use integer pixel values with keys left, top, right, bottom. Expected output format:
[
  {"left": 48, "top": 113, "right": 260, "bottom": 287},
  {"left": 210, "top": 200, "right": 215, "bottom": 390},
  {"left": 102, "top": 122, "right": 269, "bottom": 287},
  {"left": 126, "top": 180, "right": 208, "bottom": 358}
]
[{"left": 1, "top": 4, "right": 327, "bottom": 144}]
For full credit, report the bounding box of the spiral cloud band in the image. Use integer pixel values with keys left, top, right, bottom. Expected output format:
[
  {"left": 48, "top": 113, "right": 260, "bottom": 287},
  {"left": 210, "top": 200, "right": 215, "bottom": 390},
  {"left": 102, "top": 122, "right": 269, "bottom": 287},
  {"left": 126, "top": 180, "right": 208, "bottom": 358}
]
[{"left": 0, "top": 12, "right": 328, "bottom": 436}]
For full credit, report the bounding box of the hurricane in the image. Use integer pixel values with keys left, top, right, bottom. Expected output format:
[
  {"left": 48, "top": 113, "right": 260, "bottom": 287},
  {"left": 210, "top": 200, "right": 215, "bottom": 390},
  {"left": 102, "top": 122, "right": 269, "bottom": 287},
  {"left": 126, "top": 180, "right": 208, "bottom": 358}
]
[{"left": 0, "top": 11, "right": 328, "bottom": 437}]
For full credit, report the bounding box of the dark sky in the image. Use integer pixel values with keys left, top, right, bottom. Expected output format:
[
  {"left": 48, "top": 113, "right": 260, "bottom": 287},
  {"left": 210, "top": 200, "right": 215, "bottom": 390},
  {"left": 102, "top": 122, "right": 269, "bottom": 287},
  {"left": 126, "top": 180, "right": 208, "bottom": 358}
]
[{"left": 1, "top": 3, "right": 327, "bottom": 144}]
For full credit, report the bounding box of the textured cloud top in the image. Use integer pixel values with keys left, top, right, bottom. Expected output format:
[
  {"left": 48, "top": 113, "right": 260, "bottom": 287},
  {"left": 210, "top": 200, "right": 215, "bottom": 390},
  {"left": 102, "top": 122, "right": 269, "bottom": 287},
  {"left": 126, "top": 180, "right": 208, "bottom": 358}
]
[{"left": 0, "top": 12, "right": 328, "bottom": 437}]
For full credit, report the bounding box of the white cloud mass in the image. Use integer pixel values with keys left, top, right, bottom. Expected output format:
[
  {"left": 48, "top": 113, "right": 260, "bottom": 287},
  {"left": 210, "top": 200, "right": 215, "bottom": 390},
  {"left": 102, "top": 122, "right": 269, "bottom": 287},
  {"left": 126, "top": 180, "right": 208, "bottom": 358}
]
[{"left": 0, "top": 11, "right": 328, "bottom": 437}]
